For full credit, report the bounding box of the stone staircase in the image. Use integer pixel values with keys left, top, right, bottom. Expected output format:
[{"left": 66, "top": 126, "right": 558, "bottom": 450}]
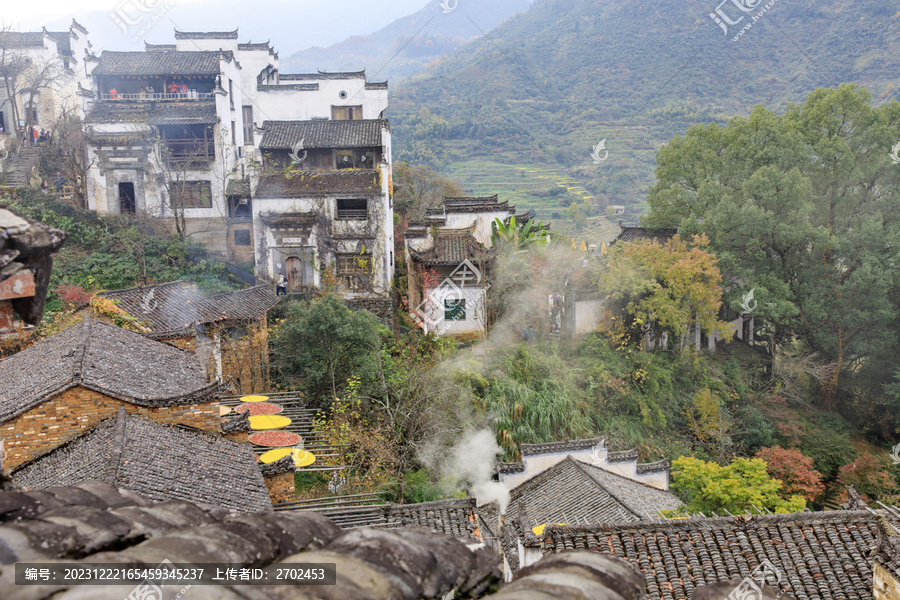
[{"left": 0, "top": 145, "right": 41, "bottom": 188}]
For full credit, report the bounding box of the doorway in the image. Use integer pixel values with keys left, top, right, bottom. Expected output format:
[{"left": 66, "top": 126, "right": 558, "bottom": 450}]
[
  {"left": 119, "top": 182, "right": 136, "bottom": 214},
  {"left": 284, "top": 256, "right": 315, "bottom": 290}
]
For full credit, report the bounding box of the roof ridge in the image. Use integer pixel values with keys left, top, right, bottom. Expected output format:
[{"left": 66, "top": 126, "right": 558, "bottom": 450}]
[
  {"left": 71, "top": 319, "right": 91, "bottom": 384},
  {"left": 106, "top": 407, "right": 129, "bottom": 486},
  {"left": 101, "top": 279, "right": 191, "bottom": 296},
  {"left": 568, "top": 457, "right": 645, "bottom": 521},
  {"left": 575, "top": 457, "right": 674, "bottom": 495}
]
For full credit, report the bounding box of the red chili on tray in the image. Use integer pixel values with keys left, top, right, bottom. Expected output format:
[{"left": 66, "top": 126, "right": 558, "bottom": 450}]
[
  {"left": 234, "top": 402, "right": 283, "bottom": 415},
  {"left": 248, "top": 431, "right": 302, "bottom": 447}
]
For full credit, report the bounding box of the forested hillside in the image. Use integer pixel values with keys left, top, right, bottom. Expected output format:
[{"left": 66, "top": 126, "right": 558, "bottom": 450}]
[
  {"left": 281, "top": 0, "right": 532, "bottom": 82},
  {"left": 390, "top": 0, "right": 900, "bottom": 236}
]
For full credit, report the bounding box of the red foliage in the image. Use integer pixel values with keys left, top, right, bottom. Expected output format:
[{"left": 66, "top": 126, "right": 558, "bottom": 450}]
[
  {"left": 762, "top": 395, "right": 806, "bottom": 446},
  {"left": 755, "top": 446, "right": 825, "bottom": 502},
  {"left": 836, "top": 454, "right": 898, "bottom": 502},
  {"left": 54, "top": 284, "right": 92, "bottom": 309}
]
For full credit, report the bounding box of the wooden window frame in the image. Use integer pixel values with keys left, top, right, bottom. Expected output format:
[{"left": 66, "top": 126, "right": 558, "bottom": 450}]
[
  {"left": 336, "top": 198, "right": 368, "bottom": 220},
  {"left": 170, "top": 180, "right": 213, "bottom": 209}
]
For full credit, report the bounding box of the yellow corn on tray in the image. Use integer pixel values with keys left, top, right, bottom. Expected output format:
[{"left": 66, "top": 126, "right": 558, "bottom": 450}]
[{"left": 249, "top": 415, "right": 292, "bottom": 430}]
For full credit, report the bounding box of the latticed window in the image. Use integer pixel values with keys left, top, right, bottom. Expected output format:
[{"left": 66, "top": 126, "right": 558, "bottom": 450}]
[
  {"left": 336, "top": 254, "right": 372, "bottom": 274},
  {"left": 336, "top": 254, "right": 372, "bottom": 291},
  {"left": 170, "top": 181, "right": 212, "bottom": 209},
  {"left": 444, "top": 299, "right": 466, "bottom": 321}
]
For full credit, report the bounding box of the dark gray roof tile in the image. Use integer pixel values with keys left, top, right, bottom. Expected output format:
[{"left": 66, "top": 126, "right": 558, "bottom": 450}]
[
  {"left": 259, "top": 119, "right": 387, "bottom": 150},
  {"left": 12, "top": 410, "right": 271, "bottom": 513},
  {"left": 536, "top": 511, "right": 883, "bottom": 600},
  {"left": 98, "top": 280, "right": 278, "bottom": 335},
  {"left": 92, "top": 50, "right": 231, "bottom": 76},
  {"left": 0, "top": 319, "right": 217, "bottom": 422}
]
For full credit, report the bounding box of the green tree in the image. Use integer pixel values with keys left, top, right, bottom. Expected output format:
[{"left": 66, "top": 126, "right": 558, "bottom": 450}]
[
  {"left": 270, "top": 295, "right": 382, "bottom": 402},
  {"left": 671, "top": 456, "right": 807, "bottom": 516},
  {"left": 392, "top": 162, "right": 463, "bottom": 218},
  {"left": 599, "top": 234, "right": 733, "bottom": 352},
  {"left": 645, "top": 85, "right": 900, "bottom": 400}
]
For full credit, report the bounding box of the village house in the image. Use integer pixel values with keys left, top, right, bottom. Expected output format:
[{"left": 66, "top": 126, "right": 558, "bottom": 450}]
[
  {"left": 0, "top": 204, "right": 65, "bottom": 333},
  {"left": 78, "top": 29, "right": 394, "bottom": 312},
  {"left": 254, "top": 117, "right": 394, "bottom": 315},
  {"left": 0, "top": 22, "right": 95, "bottom": 189},
  {"left": 12, "top": 407, "right": 271, "bottom": 512},
  {"left": 0, "top": 21, "right": 93, "bottom": 136},
  {"left": 0, "top": 318, "right": 220, "bottom": 472},
  {"left": 404, "top": 195, "right": 522, "bottom": 338},
  {"left": 75, "top": 280, "right": 279, "bottom": 392},
  {"left": 478, "top": 438, "right": 677, "bottom": 577}
]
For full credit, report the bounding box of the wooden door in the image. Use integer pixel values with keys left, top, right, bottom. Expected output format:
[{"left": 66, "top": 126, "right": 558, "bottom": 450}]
[{"left": 285, "top": 257, "right": 303, "bottom": 290}]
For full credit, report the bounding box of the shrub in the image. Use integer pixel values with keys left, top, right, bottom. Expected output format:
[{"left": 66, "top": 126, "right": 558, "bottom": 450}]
[{"left": 755, "top": 446, "right": 825, "bottom": 501}]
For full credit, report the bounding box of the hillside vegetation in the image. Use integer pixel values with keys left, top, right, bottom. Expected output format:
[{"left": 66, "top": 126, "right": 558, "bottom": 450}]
[
  {"left": 389, "top": 0, "right": 900, "bottom": 238},
  {"left": 281, "top": 1, "right": 531, "bottom": 82}
]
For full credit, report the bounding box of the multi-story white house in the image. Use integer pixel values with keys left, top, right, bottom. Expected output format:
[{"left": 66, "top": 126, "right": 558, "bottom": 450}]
[
  {"left": 0, "top": 20, "right": 94, "bottom": 136},
  {"left": 80, "top": 29, "right": 394, "bottom": 313}
]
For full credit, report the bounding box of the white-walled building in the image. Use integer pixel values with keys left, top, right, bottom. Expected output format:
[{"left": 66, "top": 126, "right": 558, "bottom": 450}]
[
  {"left": 80, "top": 28, "right": 394, "bottom": 312},
  {"left": 0, "top": 21, "right": 94, "bottom": 136},
  {"left": 404, "top": 196, "right": 521, "bottom": 339}
]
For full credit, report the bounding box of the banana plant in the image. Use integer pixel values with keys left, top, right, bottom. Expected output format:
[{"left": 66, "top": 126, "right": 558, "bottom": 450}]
[{"left": 491, "top": 216, "right": 551, "bottom": 250}]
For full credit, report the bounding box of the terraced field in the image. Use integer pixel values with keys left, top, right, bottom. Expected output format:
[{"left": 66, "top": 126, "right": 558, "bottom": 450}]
[{"left": 445, "top": 159, "right": 622, "bottom": 244}]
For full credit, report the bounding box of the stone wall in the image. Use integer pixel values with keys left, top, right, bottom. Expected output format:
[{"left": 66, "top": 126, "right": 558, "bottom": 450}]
[
  {"left": 1, "top": 386, "right": 220, "bottom": 471},
  {"left": 347, "top": 297, "right": 393, "bottom": 319},
  {"left": 876, "top": 563, "right": 900, "bottom": 600},
  {"left": 264, "top": 471, "right": 295, "bottom": 505}
]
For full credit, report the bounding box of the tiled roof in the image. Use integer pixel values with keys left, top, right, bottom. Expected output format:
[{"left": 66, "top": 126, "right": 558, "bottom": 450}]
[
  {"left": 255, "top": 170, "right": 381, "bottom": 199},
  {"left": 0, "top": 319, "right": 216, "bottom": 423},
  {"left": 0, "top": 31, "right": 46, "bottom": 47},
  {"left": 521, "top": 437, "right": 605, "bottom": 456},
  {"left": 280, "top": 70, "right": 367, "bottom": 80},
  {"left": 259, "top": 211, "right": 319, "bottom": 230},
  {"left": 0, "top": 480, "right": 518, "bottom": 599},
  {"left": 606, "top": 448, "right": 639, "bottom": 463},
  {"left": 287, "top": 497, "right": 487, "bottom": 542},
  {"left": 259, "top": 119, "right": 387, "bottom": 150},
  {"left": 614, "top": 225, "right": 677, "bottom": 244},
  {"left": 439, "top": 195, "right": 517, "bottom": 214},
  {"left": 92, "top": 50, "right": 231, "bottom": 76},
  {"left": 258, "top": 83, "right": 319, "bottom": 92},
  {"left": 144, "top": 42, "right": 176, "bottom": 51},
  {"left": 12, "top": 409, "right": 272, "bottom": 512},
  {"left": 238, "top": 42, "right": 271, "bottom": 51},
  {"left": 46, "top": 32, "right": 72, "bottom": 56},
  {"left": 87, "top": 101, "right": 217, "bottom": 125},
  {"left": 408, "top": 229, "right": 487, "bottom": 266},
  {"left": 174, "top": 29, "right": 238, "bottom": 39},
  {"left": 195, "top": 285, "right": 280, "bottom": 324},
  {"left": 500, "top": 457, "right": 681, "bottom": 535},
  {"left": 366, "top": 81, "right": 389, "bottom": 90},
  {"left": 534, "top": 510, "right": 888, "bottom": 600},
  {"left": 98, "top": 281, "right": 278, "bottom": 336}
]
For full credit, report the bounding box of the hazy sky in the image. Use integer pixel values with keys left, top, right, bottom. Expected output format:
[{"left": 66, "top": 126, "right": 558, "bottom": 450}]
[{"left": 11, "top": 0, "right": 432, "bottom": 52}]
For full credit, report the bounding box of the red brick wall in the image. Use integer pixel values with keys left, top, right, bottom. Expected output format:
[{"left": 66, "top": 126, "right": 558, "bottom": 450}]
[
  {"left": 264, "top": 471, "right": 295, "bottom": 505},
  {"left": 1, "top": 386, "right": 220, "bottom": 471}
]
